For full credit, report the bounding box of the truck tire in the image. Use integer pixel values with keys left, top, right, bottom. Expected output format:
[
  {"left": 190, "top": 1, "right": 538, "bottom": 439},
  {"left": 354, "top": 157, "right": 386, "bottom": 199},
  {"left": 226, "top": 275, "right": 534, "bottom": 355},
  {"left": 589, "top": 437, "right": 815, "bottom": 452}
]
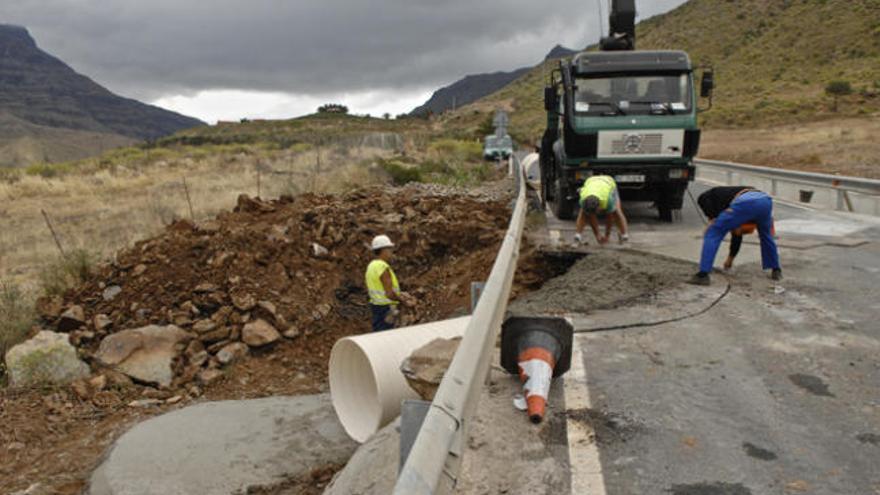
[
  {"left": 553, "top": 178, "right": 577, "bottom": 220},
  {"left": 658, "top": 204, "right": 674, "bottom": 223},
  {"left": 657, "top": 185, "right": 685, "bottom": 223}
]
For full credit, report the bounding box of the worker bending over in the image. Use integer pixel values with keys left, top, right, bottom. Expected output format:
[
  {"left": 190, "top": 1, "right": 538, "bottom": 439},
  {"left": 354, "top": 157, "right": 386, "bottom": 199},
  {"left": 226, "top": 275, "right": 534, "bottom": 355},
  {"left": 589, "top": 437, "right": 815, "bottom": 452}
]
[
  {"left": 690, "top": 186, "right": 782, "bottom": 286},
  {"left": 574, "top": 175, "right": 629, "bottom": 245},
  {"left": 365, "top": 235, "right": 414, "bottom": 331},
  {"left": 723, "top": 221, "right": 776, "bottom": 271}
]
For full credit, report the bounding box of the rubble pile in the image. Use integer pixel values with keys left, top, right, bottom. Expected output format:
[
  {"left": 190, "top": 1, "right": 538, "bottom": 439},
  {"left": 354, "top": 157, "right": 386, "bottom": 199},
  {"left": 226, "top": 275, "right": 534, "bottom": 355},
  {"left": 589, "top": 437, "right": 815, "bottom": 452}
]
[{"left": 34, "top": 186, "right": 511, "bottom": 391}]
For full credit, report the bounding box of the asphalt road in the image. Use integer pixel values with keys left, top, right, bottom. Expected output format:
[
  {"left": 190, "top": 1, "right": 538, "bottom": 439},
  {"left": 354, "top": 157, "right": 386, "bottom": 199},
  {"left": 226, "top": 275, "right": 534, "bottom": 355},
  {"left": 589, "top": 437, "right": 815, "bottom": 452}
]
[{"left": 536, "top": 176, "right": 880, "bottom": 494}]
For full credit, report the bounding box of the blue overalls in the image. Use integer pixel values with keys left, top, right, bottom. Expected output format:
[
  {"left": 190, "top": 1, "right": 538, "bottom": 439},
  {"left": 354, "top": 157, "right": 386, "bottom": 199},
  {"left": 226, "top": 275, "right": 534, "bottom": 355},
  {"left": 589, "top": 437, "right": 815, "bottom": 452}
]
[{"left": 699, "top": 191, "right": 780, "bottom": 273}]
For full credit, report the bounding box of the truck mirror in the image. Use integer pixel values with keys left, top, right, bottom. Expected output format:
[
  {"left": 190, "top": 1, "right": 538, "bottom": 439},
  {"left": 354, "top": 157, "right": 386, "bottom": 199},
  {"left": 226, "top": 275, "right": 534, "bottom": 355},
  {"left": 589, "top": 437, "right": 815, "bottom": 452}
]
[
  {"left": 544, "top": 87, "right": 558, "bottom": 112},
  {"left": 701, "top": 71, "right": 715, "bottom": 98}
]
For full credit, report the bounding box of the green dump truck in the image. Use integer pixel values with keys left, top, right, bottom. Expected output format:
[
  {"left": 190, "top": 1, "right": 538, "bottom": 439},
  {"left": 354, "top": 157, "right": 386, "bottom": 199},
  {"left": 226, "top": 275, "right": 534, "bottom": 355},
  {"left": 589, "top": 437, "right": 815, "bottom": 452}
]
[{"left": 540, "top": 0, "right": 714, "bottom": 221}]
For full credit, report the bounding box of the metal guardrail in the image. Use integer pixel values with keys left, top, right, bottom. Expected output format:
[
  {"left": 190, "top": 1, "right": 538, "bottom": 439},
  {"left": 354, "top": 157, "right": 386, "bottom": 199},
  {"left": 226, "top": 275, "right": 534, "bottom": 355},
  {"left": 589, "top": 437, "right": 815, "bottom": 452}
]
[
  {"left": 696, "top": 158, "right": 880, "bottom": 216},
  {"left": 393, "top": 155, "right": 528, "bottom": 494}
]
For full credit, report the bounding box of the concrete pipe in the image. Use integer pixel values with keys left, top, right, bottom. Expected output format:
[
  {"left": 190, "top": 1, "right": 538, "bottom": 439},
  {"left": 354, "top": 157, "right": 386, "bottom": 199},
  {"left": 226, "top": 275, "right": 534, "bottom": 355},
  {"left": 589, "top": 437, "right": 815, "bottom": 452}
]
[{"left": 329, "top": 316, "right": 471, "bottom": 443}]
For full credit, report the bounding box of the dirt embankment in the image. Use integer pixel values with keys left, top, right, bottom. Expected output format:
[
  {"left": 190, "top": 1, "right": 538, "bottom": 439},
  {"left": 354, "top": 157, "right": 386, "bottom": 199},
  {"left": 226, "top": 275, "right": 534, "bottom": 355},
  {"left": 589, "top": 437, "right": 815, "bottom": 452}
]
[{"left": 0, "top": 183, "right": 566, "bottom": 494}]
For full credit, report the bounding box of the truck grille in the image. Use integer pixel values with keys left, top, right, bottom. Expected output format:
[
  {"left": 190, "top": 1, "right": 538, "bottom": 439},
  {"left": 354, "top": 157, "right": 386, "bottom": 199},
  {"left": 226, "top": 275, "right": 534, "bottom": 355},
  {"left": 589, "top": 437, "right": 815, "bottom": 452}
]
[{"left": 610, "top": 133, "right": 664, "bottom": 155}]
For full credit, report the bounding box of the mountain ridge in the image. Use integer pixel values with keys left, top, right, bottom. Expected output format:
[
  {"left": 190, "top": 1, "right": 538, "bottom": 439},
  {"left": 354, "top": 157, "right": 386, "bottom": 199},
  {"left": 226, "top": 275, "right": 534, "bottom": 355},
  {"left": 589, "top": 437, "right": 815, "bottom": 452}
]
[
  {"left": 0, "top": 25, "right": 204, "bottom": 166},
  {"left": 410, "top": 45, "right": 577, "bottom": 117}
]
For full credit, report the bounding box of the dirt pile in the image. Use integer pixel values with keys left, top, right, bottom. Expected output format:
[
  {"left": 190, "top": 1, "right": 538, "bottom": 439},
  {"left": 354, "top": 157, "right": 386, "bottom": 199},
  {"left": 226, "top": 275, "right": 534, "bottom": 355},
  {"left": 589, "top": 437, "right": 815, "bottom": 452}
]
[
  {"left": 33, "top": 185, "right": 512, "bottom": 391},
  {"left": 508, "top": 250, "right": 693, "bottom": 316}
]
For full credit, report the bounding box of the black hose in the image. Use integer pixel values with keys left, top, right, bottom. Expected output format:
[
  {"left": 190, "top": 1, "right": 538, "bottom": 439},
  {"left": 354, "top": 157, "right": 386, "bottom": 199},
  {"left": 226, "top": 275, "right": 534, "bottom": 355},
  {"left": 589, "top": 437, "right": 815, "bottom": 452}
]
[{"left": 572, "top": 279, "right": 731, "bottom": 334}]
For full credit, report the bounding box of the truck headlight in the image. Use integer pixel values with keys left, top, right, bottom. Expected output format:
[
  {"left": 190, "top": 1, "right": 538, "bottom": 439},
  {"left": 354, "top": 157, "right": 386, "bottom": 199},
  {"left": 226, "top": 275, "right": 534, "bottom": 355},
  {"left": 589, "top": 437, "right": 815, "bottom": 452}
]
[{"left": 669, "top": 169, "right": 689, "bottom": 179}]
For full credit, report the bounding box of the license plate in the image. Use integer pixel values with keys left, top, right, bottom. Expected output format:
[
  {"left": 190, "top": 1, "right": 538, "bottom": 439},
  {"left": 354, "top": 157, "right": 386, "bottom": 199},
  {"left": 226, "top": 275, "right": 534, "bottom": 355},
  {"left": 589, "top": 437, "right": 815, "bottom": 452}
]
[{"left": 615, "top": 174, "right": 645, "bottom": 183}]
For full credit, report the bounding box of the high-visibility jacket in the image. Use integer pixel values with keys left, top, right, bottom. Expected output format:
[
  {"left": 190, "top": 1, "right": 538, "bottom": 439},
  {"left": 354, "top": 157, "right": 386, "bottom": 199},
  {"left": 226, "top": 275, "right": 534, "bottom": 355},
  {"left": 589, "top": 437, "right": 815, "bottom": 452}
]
[
  {"left": 579, "top": 176, "right": 616, "bottom": 211},
  {"left": 365, "top": 259, "right": 399, "bottom": 306}
]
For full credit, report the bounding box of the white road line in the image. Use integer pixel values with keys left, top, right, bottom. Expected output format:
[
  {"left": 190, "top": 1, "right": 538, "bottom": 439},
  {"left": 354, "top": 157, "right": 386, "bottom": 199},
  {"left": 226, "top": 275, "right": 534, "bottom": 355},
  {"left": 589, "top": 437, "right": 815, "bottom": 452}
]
[{"left": 564, "top": 335, "right": 607, "bottom": 495}]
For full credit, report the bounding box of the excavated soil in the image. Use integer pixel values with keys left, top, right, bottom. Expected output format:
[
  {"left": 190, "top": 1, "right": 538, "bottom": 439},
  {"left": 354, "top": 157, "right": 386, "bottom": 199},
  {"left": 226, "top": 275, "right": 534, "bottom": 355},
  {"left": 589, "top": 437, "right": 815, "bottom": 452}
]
[
  {"left": 0, "top": 183, "right": 566, "bottom": 495},
  {"left": 508, "top": 250, "right": 694, "bottom": 316}
]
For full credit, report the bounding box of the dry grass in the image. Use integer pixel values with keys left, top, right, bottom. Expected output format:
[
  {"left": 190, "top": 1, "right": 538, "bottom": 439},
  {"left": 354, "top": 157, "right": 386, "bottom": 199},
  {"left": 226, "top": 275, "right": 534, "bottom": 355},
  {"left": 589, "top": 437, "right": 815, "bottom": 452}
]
[
  {"left": 0, "top": 143, "right": 396, "bottom": 290},
  {"left": 0, "top": 281, "right": 34, "bottom": 373},
  {"left": 701, "top": 116, "right": 880, "bottom": 178}
]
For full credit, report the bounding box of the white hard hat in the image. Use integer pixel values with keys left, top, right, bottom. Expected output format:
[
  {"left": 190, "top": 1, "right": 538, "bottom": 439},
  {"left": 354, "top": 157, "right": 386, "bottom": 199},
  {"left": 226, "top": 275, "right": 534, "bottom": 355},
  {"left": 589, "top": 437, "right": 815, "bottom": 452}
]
[{"left": 371, "top": 235, "right": 395, "bottom": 251}]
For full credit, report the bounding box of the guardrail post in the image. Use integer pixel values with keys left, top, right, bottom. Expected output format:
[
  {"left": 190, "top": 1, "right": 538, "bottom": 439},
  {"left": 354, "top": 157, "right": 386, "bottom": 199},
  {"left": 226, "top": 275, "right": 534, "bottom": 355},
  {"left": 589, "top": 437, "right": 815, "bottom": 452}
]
[
  {"left": 726, "top": 170, "right": 733, "bottom": 185},
  {"left": 771, "top": 178, "right": 778, "bottom": 197},
  {"left": 836, "top": 187, "right": 845, "bottom": 211}
]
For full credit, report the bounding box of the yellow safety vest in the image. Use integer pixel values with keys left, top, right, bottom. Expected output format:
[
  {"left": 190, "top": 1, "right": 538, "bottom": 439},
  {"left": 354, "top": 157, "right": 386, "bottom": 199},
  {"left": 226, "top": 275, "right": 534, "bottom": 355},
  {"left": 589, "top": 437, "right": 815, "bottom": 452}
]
[
  {"left": 579, "top": 176, "right": 616, "bottom": 211},
  {"left": 365, "top": 259, "right": 400, "bottom": 306}
]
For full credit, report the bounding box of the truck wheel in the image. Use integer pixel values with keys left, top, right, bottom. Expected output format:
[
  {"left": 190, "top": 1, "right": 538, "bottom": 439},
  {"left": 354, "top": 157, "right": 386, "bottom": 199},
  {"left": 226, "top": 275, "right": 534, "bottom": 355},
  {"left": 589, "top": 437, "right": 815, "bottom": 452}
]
[
  {"left": 658, "top": 204, "right": 674, "bottom": 223},
  {"left": 553, "top": 178, "right": 577, "bottom": 220}
]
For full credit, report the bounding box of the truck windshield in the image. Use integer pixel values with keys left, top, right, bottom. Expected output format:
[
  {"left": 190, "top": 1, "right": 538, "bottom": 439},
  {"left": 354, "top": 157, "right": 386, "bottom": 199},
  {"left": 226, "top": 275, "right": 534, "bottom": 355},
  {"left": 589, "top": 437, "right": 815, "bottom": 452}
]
[{"left": 575, "top": 74, "right": 691, "bottom": 115}]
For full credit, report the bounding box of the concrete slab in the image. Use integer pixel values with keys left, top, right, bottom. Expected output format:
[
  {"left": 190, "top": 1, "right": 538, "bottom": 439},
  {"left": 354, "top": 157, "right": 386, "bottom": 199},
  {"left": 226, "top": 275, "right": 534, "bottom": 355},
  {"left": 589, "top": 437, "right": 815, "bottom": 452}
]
[{"left": 88, "top": 394, "right": 357, "bottom": 495}]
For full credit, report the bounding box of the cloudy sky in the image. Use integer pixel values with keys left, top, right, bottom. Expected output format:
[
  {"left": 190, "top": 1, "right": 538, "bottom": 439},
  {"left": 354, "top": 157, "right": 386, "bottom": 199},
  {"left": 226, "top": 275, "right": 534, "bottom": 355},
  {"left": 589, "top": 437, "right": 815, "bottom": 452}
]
[{"left": 7, "top": 0, "right": 687, "bottom": 123}]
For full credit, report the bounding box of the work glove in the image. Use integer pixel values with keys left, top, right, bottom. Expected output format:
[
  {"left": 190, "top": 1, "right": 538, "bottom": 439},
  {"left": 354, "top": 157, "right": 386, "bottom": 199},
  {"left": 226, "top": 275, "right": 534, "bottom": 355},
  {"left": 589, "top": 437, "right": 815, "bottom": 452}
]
[{"left": 574, "top": 233, "right": 584, "bottom": 245}]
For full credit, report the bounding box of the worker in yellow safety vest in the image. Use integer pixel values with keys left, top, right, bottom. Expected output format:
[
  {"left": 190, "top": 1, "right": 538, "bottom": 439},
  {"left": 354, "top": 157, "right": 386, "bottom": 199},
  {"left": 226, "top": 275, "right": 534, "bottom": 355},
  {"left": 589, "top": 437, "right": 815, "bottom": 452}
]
[
  {"left": 574, "top": 175, "right": 629, "bottom": 245},
  {"left": 365, "top": 235, "right": 414, "bottom": 331}
]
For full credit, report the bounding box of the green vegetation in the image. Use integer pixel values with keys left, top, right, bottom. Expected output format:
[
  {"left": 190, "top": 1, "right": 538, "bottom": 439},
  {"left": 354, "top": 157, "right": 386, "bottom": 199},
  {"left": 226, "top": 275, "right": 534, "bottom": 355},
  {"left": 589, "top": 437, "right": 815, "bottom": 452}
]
[
  {"left": 379, "top": 138, "right": 494, "bottom": 186},
  {"left": 826, "top": 80, "right": 854, "bottom": 111},
  {"left": 0, "top": 281, "right": 34, "bottom": 376},
  {"left": 445, "top": 0, "right": 880, "bottom": 143},
  {"left": 38, "top": 249, "right": 96, "bottom": 298}
]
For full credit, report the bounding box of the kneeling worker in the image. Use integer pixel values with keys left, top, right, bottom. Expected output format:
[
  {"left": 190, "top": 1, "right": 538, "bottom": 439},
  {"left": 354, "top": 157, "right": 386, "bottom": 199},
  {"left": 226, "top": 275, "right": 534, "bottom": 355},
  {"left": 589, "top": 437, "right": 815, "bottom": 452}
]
[
  {"left": 574, "top": 175, "right": 629, "bottom": 245},
  {"left": 690, "top": 186, "right": 782, "bottom": 286},
  {"left": 365, "top": 235, "right": 415, "bottom": 331}
]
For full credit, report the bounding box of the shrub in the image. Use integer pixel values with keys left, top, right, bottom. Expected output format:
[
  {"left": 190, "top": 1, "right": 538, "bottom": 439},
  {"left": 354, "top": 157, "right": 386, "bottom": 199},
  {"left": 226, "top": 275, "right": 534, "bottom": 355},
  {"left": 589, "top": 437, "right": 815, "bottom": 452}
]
[
  {"left": 379, "top": 160, "right": 423, "bottom": 185},
  {"left": 0, "top": 281, "right": 35, "bottom": 376},
  {"left": 38, "top": 249, "right": 96, "bottom": 298},
  {"left": 825, "top": 80, "right": 853, "bottom": 112}
]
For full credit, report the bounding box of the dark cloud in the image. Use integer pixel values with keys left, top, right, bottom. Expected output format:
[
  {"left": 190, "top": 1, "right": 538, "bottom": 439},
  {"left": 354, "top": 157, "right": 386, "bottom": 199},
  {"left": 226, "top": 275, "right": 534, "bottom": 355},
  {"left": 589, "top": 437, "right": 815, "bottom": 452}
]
[{"left": 6, "top": 0, "right": 688, "bottom": 100}]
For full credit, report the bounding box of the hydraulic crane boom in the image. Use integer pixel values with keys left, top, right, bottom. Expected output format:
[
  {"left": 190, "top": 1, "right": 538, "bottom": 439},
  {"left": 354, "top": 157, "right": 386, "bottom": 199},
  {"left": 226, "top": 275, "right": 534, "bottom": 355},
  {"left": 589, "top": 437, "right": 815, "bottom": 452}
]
[{"left": 600, "top": 0, "right": 636, "bottom": 51}]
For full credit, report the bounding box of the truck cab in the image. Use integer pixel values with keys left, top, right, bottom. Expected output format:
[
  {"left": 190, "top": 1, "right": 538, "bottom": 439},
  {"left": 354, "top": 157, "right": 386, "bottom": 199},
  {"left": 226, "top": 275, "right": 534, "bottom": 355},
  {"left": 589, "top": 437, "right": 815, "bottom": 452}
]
[
  {"left": 540, "top": 0, "right": 714, "bottom": 222},
  {"left": 484, "top": 134, "right": 514, "bottom": 161}
]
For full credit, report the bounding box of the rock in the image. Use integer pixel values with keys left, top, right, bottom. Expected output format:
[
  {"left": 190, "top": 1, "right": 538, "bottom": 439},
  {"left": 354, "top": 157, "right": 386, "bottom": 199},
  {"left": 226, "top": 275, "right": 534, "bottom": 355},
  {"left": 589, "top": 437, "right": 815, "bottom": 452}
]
[
  {"left": 231, "top": 291, "right": 256, "bottom": 312},
  {"left": 215, "top": 342, "right": 249, "bottom": 366},
  {"left": 58, "top": 305, "right": 86, "bottom": 332},
  {"left": 193, "top": 283, "right": 219, "bottom": 293},
  {"left": 188, "top": 351, "right": 208, "bottom": 368},
  {"left": 89, "top": 374, "right": 108, "bottom": 391},
  {"left": 95, "top": 325, "right": 192, "bottom": 387},
  {"left": 102, "top": 285, "right": 122, "bottom": 301},
  {"left": 5, "top": 331, "right": 90, "bottom": 387},
  {"left": 311, "top": 242, "right": 329, "bottom": 257},
  {"left": 180, "top": 301, "right": 200, "bottom": 316},
  {"left": 184, "top": 340, "right": 205, "bottom": 358},
  {"left": 35, "top": 295, "right": 63, "bottom": 320},
  {"left": 400, "top": 337, "right": 462, "bottom": 401},
  {"left": 93, "top": 314, "right": 113, "bottom": 332},
  {"left": 165, "top": 395, "right": 183, "bottom": 405},
  {"left": 198, "top": 369, "right": 223, "bottom": 385},
  {"left": 256, "top": 300, "right": 278, "bottom": 319},
  {"left": 282, "top": 326, "right": 302, "bottom": 339},
  {"left": 313, "top": 303, "right": 333, "bottom": 321},
  {"left": 104, "top": 369, "right": 134, "bottom": 388},
  {"left": 128, "top": 399, "right": 163, "bottom": 408},
  {"left": 132, "top": 264, "right": 147, "bottom": 277},
  {"left": 9, "top": 483, "right": 50, "bottom": 495},
  {"left": 191, "top": 319, "right": 217, "bottom": 334},
  {"left": 199, "top": 327, "right": 231, "bottom": 343},
  {"left": 242, "top": 319, "right": 280, "bottom": 347},
  {"left": 71, "top": 379, "right": 92, "bottom": 399}
]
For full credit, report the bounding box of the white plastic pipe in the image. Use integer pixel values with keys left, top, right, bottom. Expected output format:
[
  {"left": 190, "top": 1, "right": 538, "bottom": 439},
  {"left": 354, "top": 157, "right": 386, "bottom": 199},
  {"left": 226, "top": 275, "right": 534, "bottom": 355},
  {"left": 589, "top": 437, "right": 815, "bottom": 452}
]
[{"left": 329, "top": 316, "right": 471, "bottom": 443}]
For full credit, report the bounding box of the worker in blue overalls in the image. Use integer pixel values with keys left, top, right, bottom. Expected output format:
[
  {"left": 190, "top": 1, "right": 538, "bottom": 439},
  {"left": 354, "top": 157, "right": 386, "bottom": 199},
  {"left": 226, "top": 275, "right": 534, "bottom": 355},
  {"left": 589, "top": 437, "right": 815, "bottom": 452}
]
[{"left": 689, "top": 186, "right": 782, "bottom": 286}]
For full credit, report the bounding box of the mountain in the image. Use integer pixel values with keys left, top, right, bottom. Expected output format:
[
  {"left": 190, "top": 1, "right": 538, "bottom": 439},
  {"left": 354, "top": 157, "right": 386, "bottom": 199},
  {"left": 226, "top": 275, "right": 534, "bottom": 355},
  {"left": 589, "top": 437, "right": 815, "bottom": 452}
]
[
  {"left": 444, "top": 0, "right": 880, "bottom": 143},
  {"left": 410, "top": 45, "right": 578, "bottom": 117},
  {"left": 0, "top": 24, "right": 204, "bottom": 166}
]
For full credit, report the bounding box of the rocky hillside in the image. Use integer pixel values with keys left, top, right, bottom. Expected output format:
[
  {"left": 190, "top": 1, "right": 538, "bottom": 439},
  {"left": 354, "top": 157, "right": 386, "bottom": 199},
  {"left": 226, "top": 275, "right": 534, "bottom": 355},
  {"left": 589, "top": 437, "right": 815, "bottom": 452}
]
[
  {"left": 445, "top": 0, "right": 880, "bottom": 143},
  {"left": 0, "top": 24, "right": 204, "bottom": 166},
  {"left": 410, "top": 45, "right": 577, "bottom": 117}
]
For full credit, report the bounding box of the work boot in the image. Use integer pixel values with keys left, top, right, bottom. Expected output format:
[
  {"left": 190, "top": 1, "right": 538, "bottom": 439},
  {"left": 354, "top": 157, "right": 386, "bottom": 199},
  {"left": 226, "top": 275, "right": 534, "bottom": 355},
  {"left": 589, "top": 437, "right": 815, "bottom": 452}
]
[
  {"left": 687, "top": 272, "right": 711, "bottom": 286},
  {"left": 618, "top": 232, "right": 629, "bottom": 244},
  {"left": 771, "top": 269, "right": 783, "bottom": 281}
]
